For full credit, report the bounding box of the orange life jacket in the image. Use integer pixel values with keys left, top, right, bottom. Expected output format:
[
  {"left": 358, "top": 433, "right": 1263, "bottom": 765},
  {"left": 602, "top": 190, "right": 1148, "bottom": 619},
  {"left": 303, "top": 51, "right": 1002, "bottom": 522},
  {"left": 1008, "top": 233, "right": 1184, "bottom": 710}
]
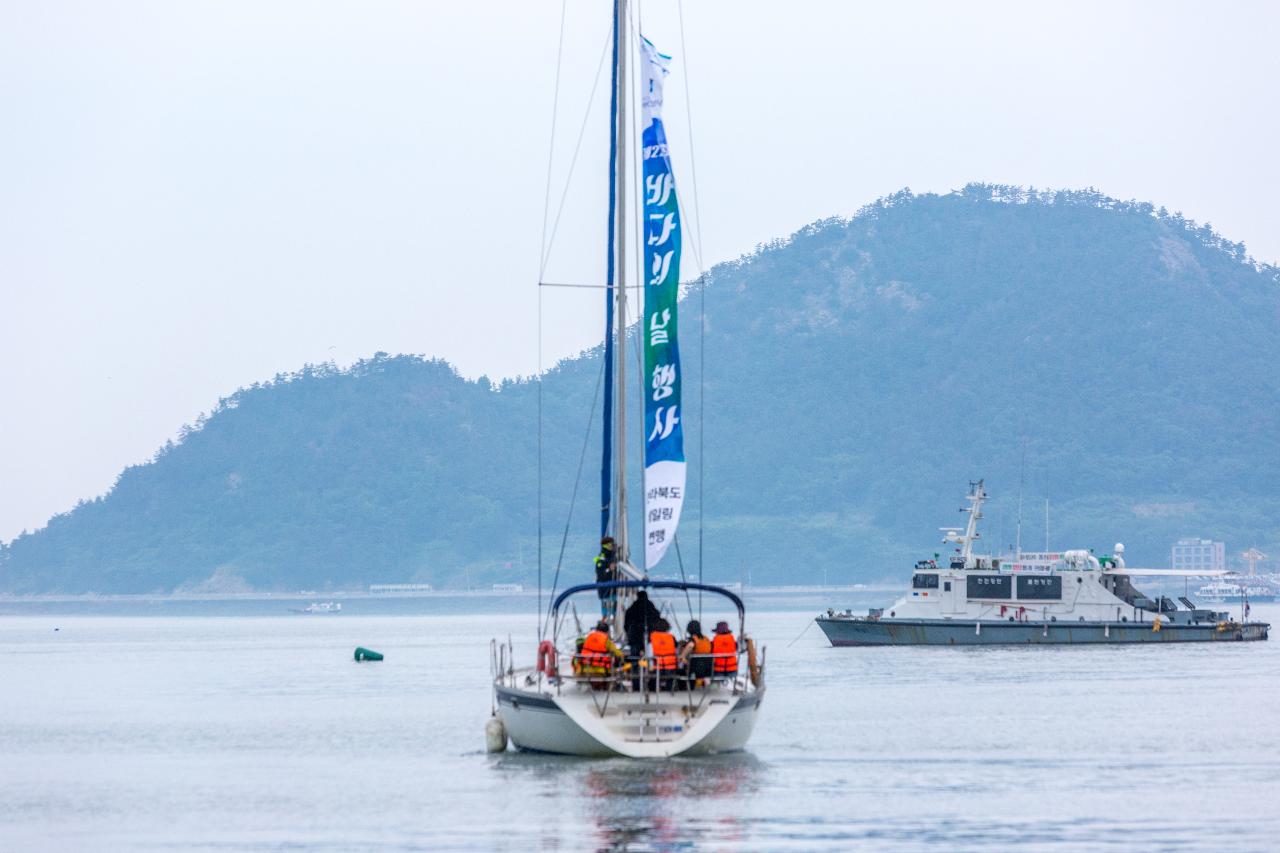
[
  {"left": 712, "top": 632, "right": 738, "bottom": 673},
  {"left": 688, "top": 635, "right": 714, "bottom": 676},
  {"left": 650, "top": 631, "right": 677, "bottom": 670},
  {"left": 581, "top": 630, "right": 613, "bottom": 669}
]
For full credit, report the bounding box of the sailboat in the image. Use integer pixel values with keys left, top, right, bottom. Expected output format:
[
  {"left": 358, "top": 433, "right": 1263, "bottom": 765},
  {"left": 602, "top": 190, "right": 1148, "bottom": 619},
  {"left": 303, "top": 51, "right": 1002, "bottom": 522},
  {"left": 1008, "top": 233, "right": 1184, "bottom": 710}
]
[{"left": 489, "top": 0, "right": 765, "bottom": 758}]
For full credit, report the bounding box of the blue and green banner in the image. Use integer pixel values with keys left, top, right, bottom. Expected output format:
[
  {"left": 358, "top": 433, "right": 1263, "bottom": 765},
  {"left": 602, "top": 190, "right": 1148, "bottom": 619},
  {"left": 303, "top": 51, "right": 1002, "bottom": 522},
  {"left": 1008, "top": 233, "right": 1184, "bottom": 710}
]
[{"left": 640, "top": 36, "right": 684, "bottom": 570}]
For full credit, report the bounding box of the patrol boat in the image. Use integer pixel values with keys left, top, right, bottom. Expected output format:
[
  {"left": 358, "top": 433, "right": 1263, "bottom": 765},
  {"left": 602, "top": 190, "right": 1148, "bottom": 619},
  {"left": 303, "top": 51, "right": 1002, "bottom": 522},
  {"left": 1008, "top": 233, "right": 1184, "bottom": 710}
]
[
  {"left": 816, "top": 481, "right": 1270, "bottom": 645},
  {"left": 489, "top": 0, "right": 764, "bottom": 757}
]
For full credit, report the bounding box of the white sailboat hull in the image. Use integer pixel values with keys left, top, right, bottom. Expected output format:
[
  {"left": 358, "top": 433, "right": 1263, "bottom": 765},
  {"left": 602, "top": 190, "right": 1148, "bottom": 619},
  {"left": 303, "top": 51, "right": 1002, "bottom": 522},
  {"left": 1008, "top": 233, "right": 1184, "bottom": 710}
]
[{"left": 495, "top": 669, "right": 763, "bottom": 758}]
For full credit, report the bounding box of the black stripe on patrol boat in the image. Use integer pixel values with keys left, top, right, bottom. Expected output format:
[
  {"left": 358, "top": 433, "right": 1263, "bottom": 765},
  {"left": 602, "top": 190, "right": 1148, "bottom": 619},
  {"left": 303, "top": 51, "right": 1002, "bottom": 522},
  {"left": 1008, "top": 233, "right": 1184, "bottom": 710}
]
[
  {"left": 1016, "top": 575, "right": 1063, "bottom": 600},
  {"left": 967, "top": 575, "right": 1012, "bottom": 599}
]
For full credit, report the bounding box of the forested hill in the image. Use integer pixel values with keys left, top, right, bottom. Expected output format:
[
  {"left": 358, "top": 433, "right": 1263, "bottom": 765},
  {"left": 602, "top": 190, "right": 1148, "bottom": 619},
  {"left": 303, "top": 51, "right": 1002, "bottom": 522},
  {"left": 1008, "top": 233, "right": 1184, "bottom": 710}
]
[{"left": 5, "top": 184, "right": 1279, "bottom": 594}]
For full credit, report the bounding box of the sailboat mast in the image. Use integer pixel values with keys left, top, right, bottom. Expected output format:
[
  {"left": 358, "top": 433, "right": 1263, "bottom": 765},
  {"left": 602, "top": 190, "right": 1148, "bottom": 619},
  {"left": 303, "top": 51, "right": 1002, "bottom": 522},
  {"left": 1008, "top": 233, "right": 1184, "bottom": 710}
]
[{"left": 612, "top": 0, "right": 630, "bottom": 563}]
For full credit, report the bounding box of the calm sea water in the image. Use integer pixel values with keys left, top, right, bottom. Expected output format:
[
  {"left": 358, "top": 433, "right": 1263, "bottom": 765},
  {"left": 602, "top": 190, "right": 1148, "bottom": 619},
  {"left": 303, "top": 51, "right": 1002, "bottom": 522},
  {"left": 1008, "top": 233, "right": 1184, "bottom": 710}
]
[{"left": 1, "top": 596, "right": 1277, "bottom": 852}]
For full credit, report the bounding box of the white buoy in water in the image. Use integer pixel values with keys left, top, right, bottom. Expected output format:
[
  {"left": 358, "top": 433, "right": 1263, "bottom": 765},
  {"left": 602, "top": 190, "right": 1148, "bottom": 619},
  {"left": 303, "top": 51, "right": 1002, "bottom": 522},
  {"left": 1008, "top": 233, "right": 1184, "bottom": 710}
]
[{"left": 485, "top": 715, "right": 508, "bottom": 753}]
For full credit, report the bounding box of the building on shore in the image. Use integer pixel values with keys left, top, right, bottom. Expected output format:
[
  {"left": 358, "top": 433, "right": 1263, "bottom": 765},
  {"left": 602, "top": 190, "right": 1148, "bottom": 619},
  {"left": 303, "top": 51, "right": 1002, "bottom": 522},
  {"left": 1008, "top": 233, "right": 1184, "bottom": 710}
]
[{"left": 1171, "top": 538, "right": 1225, "bottom": 573}]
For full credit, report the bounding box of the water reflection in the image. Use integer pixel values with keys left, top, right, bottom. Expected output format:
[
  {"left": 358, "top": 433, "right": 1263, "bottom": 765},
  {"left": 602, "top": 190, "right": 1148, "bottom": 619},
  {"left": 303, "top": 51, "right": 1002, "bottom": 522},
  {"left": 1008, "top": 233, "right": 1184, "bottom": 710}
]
[{"left": 491, "top": 752, "right": 763, "bottom": 851}]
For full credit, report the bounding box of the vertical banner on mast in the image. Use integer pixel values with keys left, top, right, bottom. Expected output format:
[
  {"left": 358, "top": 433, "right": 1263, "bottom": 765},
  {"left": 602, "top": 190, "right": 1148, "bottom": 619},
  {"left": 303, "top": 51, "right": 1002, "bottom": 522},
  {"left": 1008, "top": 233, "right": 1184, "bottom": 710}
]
[{"left": 640, "top": 36, "right": 684, "bottom": 570}]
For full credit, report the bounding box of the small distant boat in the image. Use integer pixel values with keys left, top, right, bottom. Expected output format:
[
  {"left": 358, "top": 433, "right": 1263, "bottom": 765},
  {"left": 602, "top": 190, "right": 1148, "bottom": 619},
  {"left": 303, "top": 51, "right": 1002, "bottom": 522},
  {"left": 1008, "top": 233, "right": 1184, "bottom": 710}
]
[
  {"left": 1197, "top": 581, "right": 1277, "bottom": 603},
  {"left": 290, "top": 601, "right": 342, "bottom": 614}
]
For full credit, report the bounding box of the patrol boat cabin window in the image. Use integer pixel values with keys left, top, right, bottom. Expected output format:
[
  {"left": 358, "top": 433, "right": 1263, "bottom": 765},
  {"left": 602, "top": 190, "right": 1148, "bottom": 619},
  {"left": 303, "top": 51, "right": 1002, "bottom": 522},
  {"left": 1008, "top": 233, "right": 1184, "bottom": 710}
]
[
  {"left": 912, "top": 573, "right": 940, "bottom": 590},
  {"left": 1016, "top": 575, "right": 1063, "bottom": 601},
  {"left": 966, "top": 575, "right": 1012, "bottom": 599}
]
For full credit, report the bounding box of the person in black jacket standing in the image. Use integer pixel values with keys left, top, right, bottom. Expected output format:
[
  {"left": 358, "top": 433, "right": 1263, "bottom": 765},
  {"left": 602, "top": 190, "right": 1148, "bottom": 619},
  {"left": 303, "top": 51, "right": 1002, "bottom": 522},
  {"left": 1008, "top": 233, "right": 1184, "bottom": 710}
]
[
  {"left": 622, "top": 590, "right": 661, "bottom": 689},
  {"left": 593, "top": 537, "right": 617, "bottom": 616},
  {"left": 624, "top": 589, "right": 661, "bottom": 656}
]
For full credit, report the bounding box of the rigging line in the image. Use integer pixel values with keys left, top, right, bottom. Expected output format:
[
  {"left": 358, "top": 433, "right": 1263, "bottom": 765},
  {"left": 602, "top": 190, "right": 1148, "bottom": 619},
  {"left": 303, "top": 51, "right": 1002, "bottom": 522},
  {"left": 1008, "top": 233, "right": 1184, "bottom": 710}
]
[
  {"left": 540, "top": 352, "right": 608, "bottom": 639},
  {"left": 673, "top": 536, "right": 695, "bottom": 623},
  {"left": 537, "top": 278, "right": 544, "bottom": 635},
  {"left": 697, "top": 269, "right": 705, "bottom": 606},
  {"left": 630, "top": 300, "right": 646, "bottom": 569},
  {"left": 676, "top": 0, "right": 706, "bottom": 266},
  {"left": 629, "top": 11, "right": 650, "bottom": 571},
  {"left": 786, "top": 619, "right": 816, "bottom": 648},
  {"left": 534, "top": 2, "right": 569, "bottom": 630},
  {"left": 542, "top": 21, "right": 615, "bottom": 280},
  {"left": 677, "top": 0, "right": 708, "bottom": 598},
  {"left": 537, "top": 0, "right": 569, "bottom": 276}
]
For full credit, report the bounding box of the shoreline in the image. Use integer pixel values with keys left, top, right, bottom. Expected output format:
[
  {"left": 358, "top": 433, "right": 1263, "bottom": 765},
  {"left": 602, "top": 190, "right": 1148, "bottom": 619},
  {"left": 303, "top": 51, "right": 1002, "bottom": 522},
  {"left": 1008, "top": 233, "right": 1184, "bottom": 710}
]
[{"left": 0, "top": 583, "right": 895, "bottom": 604}]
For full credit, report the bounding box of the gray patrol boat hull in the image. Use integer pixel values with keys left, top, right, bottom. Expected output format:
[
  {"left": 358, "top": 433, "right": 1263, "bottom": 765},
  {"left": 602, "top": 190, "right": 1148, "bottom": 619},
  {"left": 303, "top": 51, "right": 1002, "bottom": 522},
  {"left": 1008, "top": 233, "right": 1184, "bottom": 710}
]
[{"left": 815, "top": 616, "right": 1270, "bottom": 646}]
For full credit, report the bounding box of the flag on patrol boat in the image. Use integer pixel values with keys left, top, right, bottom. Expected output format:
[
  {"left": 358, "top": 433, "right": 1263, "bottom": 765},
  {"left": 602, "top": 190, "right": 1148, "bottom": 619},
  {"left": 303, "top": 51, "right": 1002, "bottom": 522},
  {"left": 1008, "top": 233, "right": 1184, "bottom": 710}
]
[{"left": 639, "top": 35, "right": 684, "bottom": 570}]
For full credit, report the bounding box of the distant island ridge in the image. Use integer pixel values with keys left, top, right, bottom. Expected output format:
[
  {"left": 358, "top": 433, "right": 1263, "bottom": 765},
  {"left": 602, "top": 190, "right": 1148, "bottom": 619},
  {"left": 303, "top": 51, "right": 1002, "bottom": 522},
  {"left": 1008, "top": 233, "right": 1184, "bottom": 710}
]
[{"left": 3, "top": 184, "right": 1278, "bottom": 594}]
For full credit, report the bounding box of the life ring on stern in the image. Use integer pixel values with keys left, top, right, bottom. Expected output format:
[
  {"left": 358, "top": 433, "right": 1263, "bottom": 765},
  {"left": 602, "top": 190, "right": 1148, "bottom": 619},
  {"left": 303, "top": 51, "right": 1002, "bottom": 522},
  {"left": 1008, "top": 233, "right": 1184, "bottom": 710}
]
[{"left": 536, "top": 639, "right": 558, "bottom": 678}]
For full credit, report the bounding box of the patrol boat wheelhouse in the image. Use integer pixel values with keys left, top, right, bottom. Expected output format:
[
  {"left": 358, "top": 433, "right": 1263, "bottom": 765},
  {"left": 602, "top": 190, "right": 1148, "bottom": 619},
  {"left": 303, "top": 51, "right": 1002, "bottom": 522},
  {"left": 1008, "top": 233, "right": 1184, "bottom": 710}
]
[
  {"left": 816, "top": 481, "right": 1270, "bottom": 645},
  {"left": 489, "top": 0, "right": 764, "bottom": 757}
]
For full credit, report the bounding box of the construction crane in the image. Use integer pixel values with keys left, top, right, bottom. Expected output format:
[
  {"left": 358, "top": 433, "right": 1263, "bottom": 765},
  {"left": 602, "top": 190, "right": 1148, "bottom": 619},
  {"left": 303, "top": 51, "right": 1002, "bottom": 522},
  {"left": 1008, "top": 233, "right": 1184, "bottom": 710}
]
[{"left": 1241, "top": 547, "right": 1268, "bottom": 577}]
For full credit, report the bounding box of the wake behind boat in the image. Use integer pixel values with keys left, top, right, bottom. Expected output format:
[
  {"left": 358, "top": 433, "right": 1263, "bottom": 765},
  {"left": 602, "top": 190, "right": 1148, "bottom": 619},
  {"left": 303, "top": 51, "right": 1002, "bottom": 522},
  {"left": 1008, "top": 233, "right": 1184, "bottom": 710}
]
[
  {"left": 816, "top": 481, "right": 1270, "bottom": 646},
  {"left": 489, "top": 0, "right": 764, "bottom": 757}
]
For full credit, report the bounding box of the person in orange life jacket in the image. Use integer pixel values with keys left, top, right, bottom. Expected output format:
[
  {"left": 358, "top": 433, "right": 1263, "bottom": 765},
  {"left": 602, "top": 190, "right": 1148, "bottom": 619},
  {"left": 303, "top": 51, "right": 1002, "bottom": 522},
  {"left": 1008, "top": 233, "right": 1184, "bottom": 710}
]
[
  {"left": 712, "top": 620, "right": 738, "bottom": 675},
  {"left": 579, "top": 620, "right": 624, "bottom": 676},
  {"left": 649, "top": 618, "right": 678, "bottom": 690},
  {"left": 679, "top": 619, "right": 713, "bottom": 680}
]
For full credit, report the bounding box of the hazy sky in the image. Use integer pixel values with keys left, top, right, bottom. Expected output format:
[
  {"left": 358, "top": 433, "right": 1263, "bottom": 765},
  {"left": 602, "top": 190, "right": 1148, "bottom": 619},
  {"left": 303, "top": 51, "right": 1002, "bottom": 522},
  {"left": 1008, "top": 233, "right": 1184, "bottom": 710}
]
[{"left": 2, "top": 1, "right": 1277, "bottom": 541}]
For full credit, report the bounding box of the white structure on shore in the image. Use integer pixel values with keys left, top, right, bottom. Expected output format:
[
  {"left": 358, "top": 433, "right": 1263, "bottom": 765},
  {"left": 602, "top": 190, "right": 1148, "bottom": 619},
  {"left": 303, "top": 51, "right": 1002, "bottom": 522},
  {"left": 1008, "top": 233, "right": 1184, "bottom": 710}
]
[
  {"left": 1241, "top": 548, "right": 1268, "bottom": 577},
  {"left": 368, "top": 583, "right": 434, "bottom": 594},
  {"left": 1171, "top": 538, "right": 1225, "bottom": 573}
]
